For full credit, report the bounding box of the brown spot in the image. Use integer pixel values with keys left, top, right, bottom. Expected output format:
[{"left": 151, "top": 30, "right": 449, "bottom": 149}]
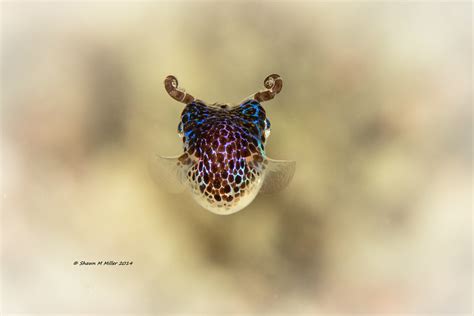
[
  {"left": 217, "top": 153, "right": 224, "bottom": 163},
  {"left": 214, "top": 194, "right": 222, "bottom": 201},
  {"left": 224, "top": 185, "right": 231, "bottom": 193},
  {"left": 179, "top": 153, "right": 189, "bottom": 163},
  {"left": 249, "top": 143, "right": 257, "bottom": 153}
]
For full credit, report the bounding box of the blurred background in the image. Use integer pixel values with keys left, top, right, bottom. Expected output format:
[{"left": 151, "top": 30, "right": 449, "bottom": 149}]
[{"left": 1, "top": 1, "right": 472, "bottom": 314}]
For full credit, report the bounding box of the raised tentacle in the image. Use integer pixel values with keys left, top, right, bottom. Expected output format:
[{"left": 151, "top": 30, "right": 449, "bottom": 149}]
[
  {"left": 164, "top": 75, "right": 196, "bottom": 104},
  {"left": 243, "top": 74, "right": 283, "bottom": 103}
]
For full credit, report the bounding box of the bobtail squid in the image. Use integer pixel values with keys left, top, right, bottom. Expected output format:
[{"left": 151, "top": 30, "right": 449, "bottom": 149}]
[{"left": 157, "top": 74, "right": 295, "bottom": 215}]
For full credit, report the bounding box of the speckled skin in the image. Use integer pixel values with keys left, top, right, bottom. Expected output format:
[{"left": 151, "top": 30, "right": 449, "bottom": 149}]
[
  {"left": 176, "top": 100, "right": 270, "bottom": 213},
  {"left": 162, "top": 74, "right": 289, "bottom": 214}
]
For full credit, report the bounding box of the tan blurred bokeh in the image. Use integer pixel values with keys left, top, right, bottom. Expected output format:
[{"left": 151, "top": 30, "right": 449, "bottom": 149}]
[{"left": 1, "top": 1, "right": 471, "bottom": 314}]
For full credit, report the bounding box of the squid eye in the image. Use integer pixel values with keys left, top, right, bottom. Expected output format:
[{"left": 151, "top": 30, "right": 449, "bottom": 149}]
[
  {"left": 177, "top": 122, "right": 184, "bottom": 138},
  {"left": 264, "top": 118, "right": 271, "bottom": 138},
  {"left": 265, "top": 118, "right": 271, "bottom": 130}
]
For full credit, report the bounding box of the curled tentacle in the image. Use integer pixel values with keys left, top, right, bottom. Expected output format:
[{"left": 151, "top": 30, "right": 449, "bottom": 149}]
[
  {"left": 245, "top": 74, "right": 283, "bottom": 103},
  {"left": 164, "top": 75, "right": 196, "bottom": 104}
]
